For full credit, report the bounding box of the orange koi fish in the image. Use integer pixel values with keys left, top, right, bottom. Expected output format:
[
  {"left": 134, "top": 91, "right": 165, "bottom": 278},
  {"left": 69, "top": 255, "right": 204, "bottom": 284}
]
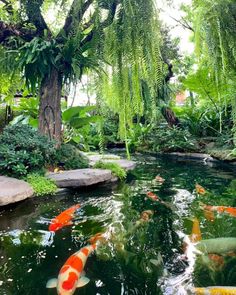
[
  {"left": 155, "top": 175, "right": 165, "bottom": 183},
  {"left": 190, "top": 218, "right": 202, "bottom": 243},
  {"left": 195, "top": 184, "right": 206, "bottom": 195},
  {"left": 208, "top": 254, "right": 225, "bottom": 269},
  {"left": 49, "top": 204, "right": 80, "bottom": 232},
  {"left": 146, "top": 192, "right": 160, "bottom": 202},
  {"left": 140, "top": 210, "right": 154, "bottom": 221},
  {"left": 146, "top": 192, "right": 174, "bottom": 210},
  {"left": 88, "top": 232, "right": 106, "bottom": 245},
  {"left": 203, "top": 204, "right": 236, "bottom": 218},
  {"left": 194, "top": 286, "right": 236, "bottom": 294},
  {"left": 204, "top": 209, "right": 215, "bottom": 222},
  {"left": 46, "top": 244, "right": 96, "bottom": 295}
]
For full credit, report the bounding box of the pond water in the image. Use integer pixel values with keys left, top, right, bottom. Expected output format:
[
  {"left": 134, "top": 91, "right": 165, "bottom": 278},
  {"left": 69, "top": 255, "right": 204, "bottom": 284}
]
[{"left": 0, "top": 154, "right": 236, "bottom": 295}]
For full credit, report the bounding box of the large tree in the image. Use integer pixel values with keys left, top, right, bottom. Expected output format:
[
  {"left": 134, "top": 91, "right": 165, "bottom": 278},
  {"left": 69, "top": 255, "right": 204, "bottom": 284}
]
[{"left": 0, "top": 0, "right": 163, "bottom": 145}]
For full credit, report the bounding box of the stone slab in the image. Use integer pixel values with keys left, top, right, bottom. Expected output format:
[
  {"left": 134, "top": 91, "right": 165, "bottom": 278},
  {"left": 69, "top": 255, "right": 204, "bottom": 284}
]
[
  {"left": 0, "top": 176, "right": 34, "bottom": 206},
  {"left": 166, "top": 152, "right": 216, "bottom": 162},
  {"left": 83, "top": 153, "right": 136, "bottom": 171},
  {"left": 48, "top": 168, "right": 113, "bottom": 188}
]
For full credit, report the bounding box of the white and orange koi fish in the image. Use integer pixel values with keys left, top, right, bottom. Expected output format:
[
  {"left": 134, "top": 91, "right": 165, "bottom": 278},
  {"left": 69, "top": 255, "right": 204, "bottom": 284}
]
[{"left": 46, "top": 244, "right": 96, "bottom": 295}]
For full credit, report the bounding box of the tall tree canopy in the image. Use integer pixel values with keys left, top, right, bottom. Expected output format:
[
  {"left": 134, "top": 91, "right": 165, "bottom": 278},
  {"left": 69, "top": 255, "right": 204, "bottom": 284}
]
[{"left": 0, "top": 0, "right": 164, "bottom": 145}]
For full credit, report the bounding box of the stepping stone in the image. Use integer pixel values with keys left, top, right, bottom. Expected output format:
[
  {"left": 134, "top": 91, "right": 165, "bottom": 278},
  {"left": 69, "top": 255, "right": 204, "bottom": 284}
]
[
  {"left": 0, "top": 176, "right": 34, "bottom": 206},
  {"left": 83, "top": 153, "right": 136, "bottom": 171},
  {"left": 48, "top": 168, "right": 113, "bottom": 188}
]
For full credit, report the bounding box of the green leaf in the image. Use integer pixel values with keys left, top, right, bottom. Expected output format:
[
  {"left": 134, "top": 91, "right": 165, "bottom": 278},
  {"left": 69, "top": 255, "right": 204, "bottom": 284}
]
[
  {"left": 62, "top": 106, "right": 96, "bottom": 122},
  {"left": 70, "top": 115, "right": 102, "bottom": 129}
]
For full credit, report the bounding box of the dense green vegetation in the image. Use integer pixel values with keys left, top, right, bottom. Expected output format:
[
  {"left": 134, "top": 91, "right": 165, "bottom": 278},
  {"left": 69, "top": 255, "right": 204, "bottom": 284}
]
[{"left": 0, "top": 0, "right": 236, "bottom": 184}]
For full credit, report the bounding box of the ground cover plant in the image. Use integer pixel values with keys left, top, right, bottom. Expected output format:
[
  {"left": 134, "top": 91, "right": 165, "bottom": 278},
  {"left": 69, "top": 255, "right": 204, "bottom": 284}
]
[{"left": 26, "top": 173, "right": 57, "bottom": 196}]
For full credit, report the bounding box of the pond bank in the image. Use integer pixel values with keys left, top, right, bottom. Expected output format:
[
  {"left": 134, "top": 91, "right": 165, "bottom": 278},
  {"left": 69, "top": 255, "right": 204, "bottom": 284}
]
[{"left": 0, "top": 153, "right": 136, "bottom": 206}]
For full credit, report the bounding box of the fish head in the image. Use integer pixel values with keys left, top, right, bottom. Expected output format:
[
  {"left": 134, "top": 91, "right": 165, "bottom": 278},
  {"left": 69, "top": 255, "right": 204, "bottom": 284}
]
[{"left": 49, "top": 222, "right": 63, "bottom": 232}]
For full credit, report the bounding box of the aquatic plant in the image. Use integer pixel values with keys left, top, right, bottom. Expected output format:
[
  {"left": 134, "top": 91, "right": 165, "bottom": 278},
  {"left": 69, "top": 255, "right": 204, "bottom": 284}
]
[
  {"left": 26, "top": 173, "right": 57, "bottom": 197},
  {"left": 94, "top": 161, "right": 127, "bottom": 180}
]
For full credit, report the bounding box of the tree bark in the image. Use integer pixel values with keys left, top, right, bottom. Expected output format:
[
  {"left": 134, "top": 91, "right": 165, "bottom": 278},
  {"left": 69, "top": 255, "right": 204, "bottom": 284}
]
[
  {"left": 161, "top": 106, "right": 181, "bottom": 128},
  {"left": 39, "top": 67, "right": 62, "bottom": 145}
]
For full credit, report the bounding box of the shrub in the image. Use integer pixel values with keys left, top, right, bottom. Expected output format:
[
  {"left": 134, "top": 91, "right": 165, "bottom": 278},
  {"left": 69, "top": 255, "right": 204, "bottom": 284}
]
[
  {"left": 54, "top": 144, "right": 89, "bottom": 170},
  {"left": 0, "top": 124, "right": 55, "bottom": 177},
  {"left": 94, "top": 161, "right": 127, "bottom": 180},
  {"left": 26, "top": 173, "right": 57, "bottom": 196},
  {"left": 149, "top": 126, "right": 198, "bottom": 152}
]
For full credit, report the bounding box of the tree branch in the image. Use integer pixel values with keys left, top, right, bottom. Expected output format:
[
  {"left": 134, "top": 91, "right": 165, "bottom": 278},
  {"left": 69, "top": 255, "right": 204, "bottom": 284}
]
[
  {"left": 21, "top": 0, "right": 50, "bottom": 36},
  {"left": 59, "top": 0, "right": 94, "bottom": 38},
  {"left": 169, "top": 15, "right": 194, "bottom": 32},
  {"left": 0, "top": 21, "right": 37, "bottom": 43}
]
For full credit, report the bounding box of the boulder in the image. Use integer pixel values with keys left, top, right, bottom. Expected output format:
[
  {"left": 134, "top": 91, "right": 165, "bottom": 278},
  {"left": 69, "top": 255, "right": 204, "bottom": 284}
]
[
  {"left": 0, "top": 176, "right": 34, "bottom": 206},
  {"left": 83, "top": 153, "right": 136, "bottom": 171},
  {"left": 48, "top": 168, "right": 113, "bottom": 188}
]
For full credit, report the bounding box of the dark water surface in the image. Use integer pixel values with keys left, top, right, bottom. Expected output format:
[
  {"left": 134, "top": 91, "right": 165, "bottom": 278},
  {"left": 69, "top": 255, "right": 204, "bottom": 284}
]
[{"left": 0, "top": 155, "right": 236, "bottom": 295}]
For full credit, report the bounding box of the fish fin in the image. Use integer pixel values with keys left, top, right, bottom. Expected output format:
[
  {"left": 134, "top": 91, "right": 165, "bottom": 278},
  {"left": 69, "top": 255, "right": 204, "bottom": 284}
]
[
  {"left": 64, "top": 221, "right": 73, "bottom": 226},
  {"left": 77, "top": 276, "right": 90, "bottom": 288},
  {"left": 150, "top": 259, "right": 160, "bottom": 266},
  {"left": 81, "top": 270, "right": 86, "bottom": 277},
  {"left": 46, "top": 278, "right": 57, "bottom": 288}
]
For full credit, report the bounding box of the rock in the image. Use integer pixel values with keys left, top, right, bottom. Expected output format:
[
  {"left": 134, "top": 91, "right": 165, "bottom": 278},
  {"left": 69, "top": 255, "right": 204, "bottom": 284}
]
[
  {"left": 0, "top": 176, "right": 34, "bottom": 206},
  {"left": 83, "top": 153, "right": 136, "bottom": 171},
  {"left": 48, "top": 168, "right": 113, "bottom": 188},
  {"left": 166, "top": 152, "right": 216, "bottom": 162},
  {"left": 207, "top": 149, "right": 236, "bottom": 162}
]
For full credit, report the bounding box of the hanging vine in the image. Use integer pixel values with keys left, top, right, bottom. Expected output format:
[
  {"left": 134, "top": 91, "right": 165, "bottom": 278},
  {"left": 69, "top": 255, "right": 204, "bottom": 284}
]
[{"left": 98, "top": 0, "right": 164, "bottom": 157}]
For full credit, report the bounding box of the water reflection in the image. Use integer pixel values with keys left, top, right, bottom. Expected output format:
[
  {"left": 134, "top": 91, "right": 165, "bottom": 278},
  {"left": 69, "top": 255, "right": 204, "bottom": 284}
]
[{"left": 0, "top": 155, "right": 235, "bottom": 294}]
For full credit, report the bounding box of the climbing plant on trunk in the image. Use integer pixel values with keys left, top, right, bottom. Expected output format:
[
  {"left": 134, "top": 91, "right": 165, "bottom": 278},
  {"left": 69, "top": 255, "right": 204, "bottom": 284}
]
[{"left": 0, "top": 0, "right": 164, "bottom": 148}]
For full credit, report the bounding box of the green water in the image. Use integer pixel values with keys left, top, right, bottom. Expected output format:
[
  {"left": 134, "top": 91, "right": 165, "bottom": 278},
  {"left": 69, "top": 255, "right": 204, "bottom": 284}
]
[{"left": 0, "top": 154, "right": 236, "bottom": 295}]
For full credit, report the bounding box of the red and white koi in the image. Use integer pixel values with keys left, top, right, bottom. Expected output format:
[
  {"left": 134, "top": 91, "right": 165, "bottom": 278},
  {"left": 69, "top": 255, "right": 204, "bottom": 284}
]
[{"left": 46, "top": 244, "right": 96, "bottom": 295}]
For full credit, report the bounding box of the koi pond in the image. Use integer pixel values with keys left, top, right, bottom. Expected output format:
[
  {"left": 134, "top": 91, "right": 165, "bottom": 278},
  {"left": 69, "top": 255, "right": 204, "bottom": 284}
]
[{"left": 0, "top": 154, "right": 236, "bottom": 295}]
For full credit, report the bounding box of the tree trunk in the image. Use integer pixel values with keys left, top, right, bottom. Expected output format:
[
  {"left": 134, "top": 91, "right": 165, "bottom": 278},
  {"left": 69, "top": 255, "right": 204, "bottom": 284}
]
[
  {"left": 39, "top": 67, "right": 62, "bottom": 145},
  {"left": 161, "top": 106, "right": 181, "bottom": 128}
]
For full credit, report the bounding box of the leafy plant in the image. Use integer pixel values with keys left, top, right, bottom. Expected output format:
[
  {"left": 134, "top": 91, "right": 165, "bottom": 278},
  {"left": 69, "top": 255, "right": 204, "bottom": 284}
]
[
  {"left": 0, "top": 124, "right": 55, "bottom": 178},
  {"left": 26, "top": 173, "right": 57, "bottom": 196},
  {"left": 54, "top": 143, "right": 89, "bottom": 170},
  {"left": 94, "top": 161, "right": 127, "bottom": 180},
  {"left": 148, "top": 125, "right": 198, "bottom": 153}
]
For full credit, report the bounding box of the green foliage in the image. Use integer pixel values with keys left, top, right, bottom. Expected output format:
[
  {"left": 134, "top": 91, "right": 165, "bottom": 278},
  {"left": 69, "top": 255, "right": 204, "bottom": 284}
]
[
  {"left": 94, "top": 161, "right": 127, "bottom": 180},
  {"left": 54, "top": 143, "right": 89, "bottom": 170},
  {"left": 62, "top": 105, "right": 102, "bottom": 146},
  {"left": 149, "top": 126, "right": 198, "bottom": 153},
  {"left": 192, "top": 0, "right": 236, "bottom": 143},
  {"left": 99, "top": 0, "right": 164, "bottom": 156},
  {"left": 0, "top": 124, "right": 55, "bottom": 177},
  {"left": 26, "top": 173, "right": 57, "bottom": 196},
  {"left": 127, "top": 123, "right": 152, "bottom": 152}
]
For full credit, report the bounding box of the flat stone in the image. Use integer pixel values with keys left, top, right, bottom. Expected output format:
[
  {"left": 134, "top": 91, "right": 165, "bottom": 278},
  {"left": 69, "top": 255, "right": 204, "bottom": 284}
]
[
  {"left": 166, "top": 152, "right": 216, "bottom": 162},
  {"left": 83, "top": 153, "right": 136, "bottom": 171},
  {"left": 48, "top": 168, "right": 113, "bottom": 188},
  {"left": 0, "top": 176, "right": 34, "bottom": 206}
]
